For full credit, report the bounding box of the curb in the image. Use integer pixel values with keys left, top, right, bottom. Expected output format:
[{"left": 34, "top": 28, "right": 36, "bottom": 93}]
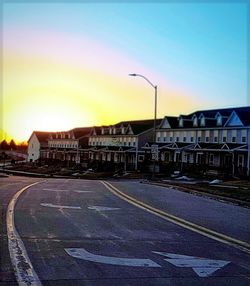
[{"left": 144, "top": 181, "right": 250, "bottom": 209}]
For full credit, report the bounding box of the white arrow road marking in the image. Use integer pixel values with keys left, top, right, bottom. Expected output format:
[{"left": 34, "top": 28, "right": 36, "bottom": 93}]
[
  {"left": 88, "top": 206, "right": 120, "bottom": 211},
  {"left": 65, "top": 248, "right": 161, "bottom": 267},
  {"left": 153, "top": 252, "right": 230, "bottom": 277},
  {"left": 40, "top": 203, "right": 81, "bottom": 209},
  {"left": 43, "top": 188, "right": 93, "bottom": 193}
]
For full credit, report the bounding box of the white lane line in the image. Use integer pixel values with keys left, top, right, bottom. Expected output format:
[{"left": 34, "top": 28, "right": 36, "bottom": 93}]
[
  {"left": 153, "top": 252, "right": 230, "bottom": 277},
  {"left": 7, "top": 181, "right": 45, "bottom": 286},
  {"left": 88, "top": 205, "right": 120, "bottom": 211},
  {"left": 40, "top": 203, "right": 81, "bottom": 209},
  {"left": 65, "top": 248, "right": 161, "bottom": 267}
]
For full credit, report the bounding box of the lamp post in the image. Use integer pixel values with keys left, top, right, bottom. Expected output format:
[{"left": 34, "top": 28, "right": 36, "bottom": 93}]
[{"left": 129, "top": 73, "right": 158, "bottom": 178}]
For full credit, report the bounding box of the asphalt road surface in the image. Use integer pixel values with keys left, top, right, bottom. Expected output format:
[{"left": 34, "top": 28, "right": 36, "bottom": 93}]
[{"left": 1, "top": 176, "right": 250, "bottom": 286}]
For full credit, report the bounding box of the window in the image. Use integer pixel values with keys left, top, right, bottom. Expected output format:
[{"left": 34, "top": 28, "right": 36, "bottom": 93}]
[
  {"left": 213, "top": 130, "right": 218, "bottom": 143},
  {"left": 193, "top": 117, "right": 198, "bottom": 127},
  {"left": 242, "top": 136, "right": 246, "bottom": 143},
  {"left": 157, "top": 137, "right": 161, "bottom": 142},
  {"left": 170, "top": 137, "right": 173, "bottom": 142},
  {"left": 231, "top": 130, "right": 237, "bottom": 143},
  {"left": 217, "top": 116, "right": 222, "bottom": 126},
  {"left": 175, "top": 132, "right": 179, "bottom": 142},
  {"left": 183, "top": 137, "right": 186, "bottom": 142},
  {"left": 205, "top": 130, "right": 210, "bottom": 142},
  {"left": 200, "top": 117, "right": 205, "bottom": 126},
  {"left": 190, "top": 137, "right": 194, "bottom": 142},
  {"left": 222, "top": 130, "right": 227, "bottom": 143},
  {"left": 241, "top": 130, "right": 247, "bottom": 143},
  {"left": 238, "top": 155, "right": 244, "bottom": 167},
  {"left": 198, "top": 131, "right": 202, "bottom": 142},
  {"left": 179, "top": 118, "right": 183, "bottom": 127},
  {"left": 138, "top": 155, "right": 144, "bottom": 162},
  {"left": 209, "top": 154, "right": 214, "bottom": 165},
  {"left": 175, "top": 152, "right": 180, "bottom": 162}
]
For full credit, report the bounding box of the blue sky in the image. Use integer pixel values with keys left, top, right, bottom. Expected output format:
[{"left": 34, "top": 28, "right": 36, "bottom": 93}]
[{"left": 2, "top": 1, "right": 249, "bottom": 141}]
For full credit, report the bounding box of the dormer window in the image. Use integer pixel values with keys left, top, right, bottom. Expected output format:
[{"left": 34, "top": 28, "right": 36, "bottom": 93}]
[
  {"left": 217, "top": 116, "right": 222, "bottom": 126},
  {"left": 192, "top": 115, "right": 198, "bottom": 127},
  {"left": 200, "top": 116, "right": 205, "bottom": 126},
  {"left": 179, "top": 118, "right": 183, "bottom": 127}
]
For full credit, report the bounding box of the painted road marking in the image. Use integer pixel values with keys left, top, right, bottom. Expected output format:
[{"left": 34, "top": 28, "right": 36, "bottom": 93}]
[
  {"left": 101, "top": 181, "right": 250, "bottom": 254},
  {"left": 153, "top": 252, "right": 230, "bottom": 277},
  {"left": 40, "top": 203, "right": 81, "bottom": 209},
  {"left": 65, "top": 248, "right": 161, "bottom": 267},
  {"left": 7, "top": 181, "right": 44, "bottom": 286},
  {"left": 88, "top": 205, "right": 120, "bottom": 211},
  {"left": 43, "top": 188, "right": 93, "bottom": 193}
]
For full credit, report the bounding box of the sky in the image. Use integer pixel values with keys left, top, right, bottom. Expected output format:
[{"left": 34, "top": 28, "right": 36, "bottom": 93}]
[{"left": 1, "top": 1, "right": 248, "bottom": 142}]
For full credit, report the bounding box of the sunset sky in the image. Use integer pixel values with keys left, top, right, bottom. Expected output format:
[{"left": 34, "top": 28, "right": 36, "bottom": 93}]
[{"left": 2, "top": 2, "right": 248, "bottom": 142}]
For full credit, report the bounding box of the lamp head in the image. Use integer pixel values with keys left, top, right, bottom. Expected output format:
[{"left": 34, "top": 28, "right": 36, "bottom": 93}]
[{"left": 129, "top": 73, "right": 137, "bottom": 76}]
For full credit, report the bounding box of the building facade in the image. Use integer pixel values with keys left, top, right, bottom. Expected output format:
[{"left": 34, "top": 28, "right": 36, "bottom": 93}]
[
  {"left": 154, "top": 107, "right": 250, "bottom": 177},
  {"left": 42, "top": 127, "right": 92, "bottom": 166},
  {"left": 27, "top": 131, "right": 51, "bottom": 162},
  {"left": 88, "top": 119, "right": 162, "bottom": 171}
]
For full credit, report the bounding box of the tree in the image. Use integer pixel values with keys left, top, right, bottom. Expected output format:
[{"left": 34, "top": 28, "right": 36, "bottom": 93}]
[
  {"left": 9, "top": 139, "right": 17, "bottom": 150},
  {"left": 0, "top": 140, "right": 10, "bottom": 150}
]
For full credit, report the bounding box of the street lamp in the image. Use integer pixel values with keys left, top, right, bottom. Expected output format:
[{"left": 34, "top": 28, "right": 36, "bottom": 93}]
[{"left": 129, "top": 73, "right": 158, "bottom": 177}]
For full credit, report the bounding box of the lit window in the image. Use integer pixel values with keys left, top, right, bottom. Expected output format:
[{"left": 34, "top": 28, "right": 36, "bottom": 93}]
[{"left": 200, "top": 117, "right": 205, "bottom": 126}]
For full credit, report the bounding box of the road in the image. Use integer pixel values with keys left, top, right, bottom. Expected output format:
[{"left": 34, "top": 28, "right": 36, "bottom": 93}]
[{"left": 0, "top": 176, "right": 250, "bottom": 285}]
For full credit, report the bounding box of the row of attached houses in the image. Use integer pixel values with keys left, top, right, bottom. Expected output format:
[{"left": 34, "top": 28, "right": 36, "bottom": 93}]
[{"left": 27, "top": 106, "right": 250, "bottom": 177}]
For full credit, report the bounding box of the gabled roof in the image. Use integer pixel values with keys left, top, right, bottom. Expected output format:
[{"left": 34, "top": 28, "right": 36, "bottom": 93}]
[
  {"left": 160, "top": 106, "right": 250, "bottom": 129},
  {"left": 159, "top": 116, "right": 178, "bottom": 129},
  {"left": 28, "top": 131, "right": 51, "bottom": 143},
  {"left": 189, "top": 106, "right": 250, "bottom": 126},
  {"left": 116, "top": 119, "right": 162, "bottom": 135},
  {"left": 71, "top": 127, "right": 92, "bottom": 139}
]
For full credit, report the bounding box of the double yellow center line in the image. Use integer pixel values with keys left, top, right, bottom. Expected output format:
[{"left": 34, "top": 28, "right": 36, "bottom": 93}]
[{"left": 101, "top": 181, "right": 250, "bottom": 254}]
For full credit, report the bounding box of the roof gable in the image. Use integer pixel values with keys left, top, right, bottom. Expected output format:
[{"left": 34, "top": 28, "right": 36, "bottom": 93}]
[
  {"left": 224, "top": 111, "right": 243, "bottom": 127},
  {"left": 160, "top": 117, "right": 171, "bottom": 128}
]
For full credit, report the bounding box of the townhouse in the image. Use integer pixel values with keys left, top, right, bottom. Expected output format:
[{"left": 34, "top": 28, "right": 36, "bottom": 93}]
[
  {"left": 154, "top": 107, "right": 250, "bottom": 177},
  {"left": 42, "top": 127, "right": 92, "bottom": 167},
  {"left": 88, "top": 119, "right": 162, "bottom": 171},
  {"left": 27, "top": 131, "right": 51, "bottom": 162}
]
